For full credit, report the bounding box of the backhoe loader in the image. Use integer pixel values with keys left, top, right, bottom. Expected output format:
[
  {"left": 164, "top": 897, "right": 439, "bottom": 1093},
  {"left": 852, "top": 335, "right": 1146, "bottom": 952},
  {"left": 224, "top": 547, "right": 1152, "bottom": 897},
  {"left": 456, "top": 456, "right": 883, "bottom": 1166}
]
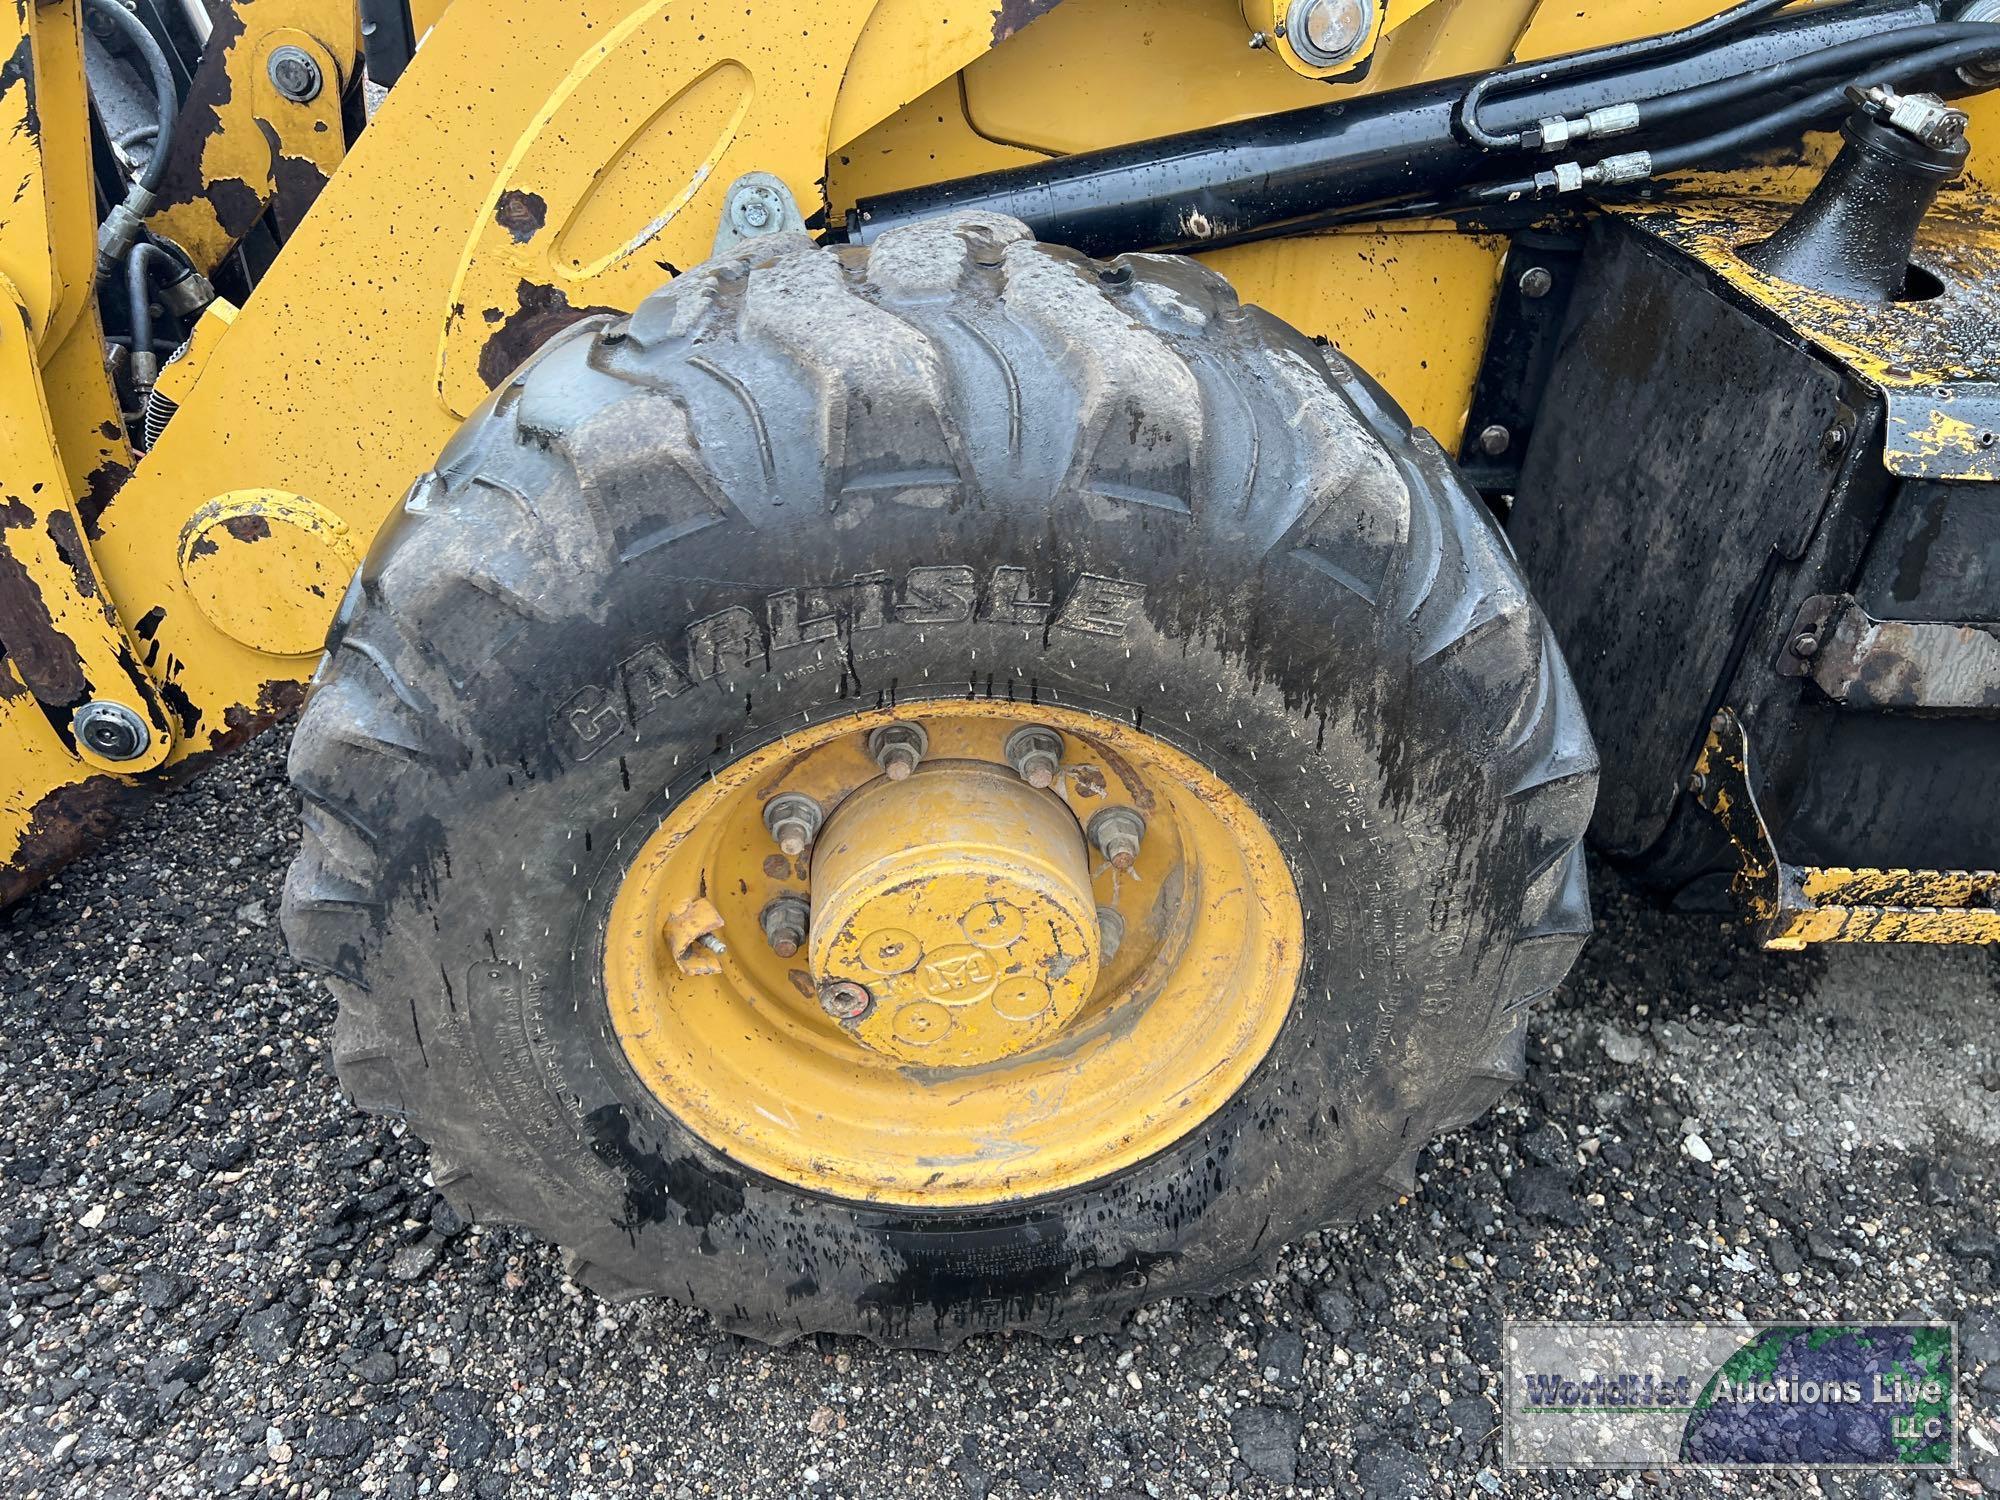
[{"left": 3, "top": 0, "right": 1996, "bottom": 1345}]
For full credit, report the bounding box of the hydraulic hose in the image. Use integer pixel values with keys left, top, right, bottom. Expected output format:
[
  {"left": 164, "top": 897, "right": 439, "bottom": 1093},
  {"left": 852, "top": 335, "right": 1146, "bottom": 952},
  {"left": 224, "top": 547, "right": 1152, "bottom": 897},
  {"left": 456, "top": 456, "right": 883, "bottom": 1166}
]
[
  {"left": 85, "top": 0, "right": 176, "bottom": 192},
  {"left": 87, "top": 0, "right": 180, "bottom": 275},
  {"left": 1466, "top": 30, "right": 2000, "bottom": 208},
  {"left": 1629, "top": 21, "right": 2000, "bottom": 133},
  {"left": 1457, "top": 0, "right": 1797, "bottom": 150},
  {"left": 124, "top": 241, "right": 175, "bottom": 398}
]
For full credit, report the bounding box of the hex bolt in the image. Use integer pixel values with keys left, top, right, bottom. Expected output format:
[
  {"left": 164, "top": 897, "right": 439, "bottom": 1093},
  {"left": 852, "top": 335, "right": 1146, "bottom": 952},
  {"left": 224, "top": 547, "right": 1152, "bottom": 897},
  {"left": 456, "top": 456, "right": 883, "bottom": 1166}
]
[
  {"left": 1003, "top": 725, "right": 1065, "bottom": 789},
  {"left": 819, "top": 979, "right": 874, "bottom": 1022},
  {"left": 1097, "top": 907, "right": 1126, "bottom": 963},
  {"left": 760, "top": 896, "right": 810, "bottom": 959},
  {"left": 762, "top": 793, "right": 824, "bottom": 858},
  {"left": 1688, "top": 771, "right": 1708, "bottom": 797},
  {"left": 1519, "top": 266, "right": 1555, "bottom": 300},
  {"left": 1088, "top": 807, "right": 1147, "bottom": 872},
  {"left": 868, "top": 722, "right": 928, "bottom": 783},
  {"left": 268, "top": 45, "right": 323, "bottom": 103},
  {"left": 1820, "top": 424, "right": 1850, "bottom": 464},
  {"left": 1478, "top": 424, "right": 1512, "bottom": 458},
  {"left": 72, "top": 702, "right": 150, "bottom": 762},
  {"left": 1790, "top": 632, "right": 1822, "bottom": 660}
]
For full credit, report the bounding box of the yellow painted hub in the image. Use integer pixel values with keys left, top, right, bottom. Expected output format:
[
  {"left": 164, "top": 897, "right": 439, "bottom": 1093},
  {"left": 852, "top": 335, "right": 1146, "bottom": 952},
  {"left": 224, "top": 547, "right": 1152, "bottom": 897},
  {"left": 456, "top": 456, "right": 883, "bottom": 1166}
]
[
  {"left": 603, "top": 702, "right": 1302, "bottom": 1207},
  {"left": 810, "top": 761, "right": 1100, "bottom": 1066}
]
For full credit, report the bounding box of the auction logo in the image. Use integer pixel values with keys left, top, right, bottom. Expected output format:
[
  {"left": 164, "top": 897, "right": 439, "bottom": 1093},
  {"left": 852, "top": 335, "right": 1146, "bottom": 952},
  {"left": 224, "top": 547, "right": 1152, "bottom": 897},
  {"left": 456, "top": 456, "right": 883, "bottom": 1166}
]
[{"left": 1505, "top": 1322, "right": 1957, "bottom": 1470}]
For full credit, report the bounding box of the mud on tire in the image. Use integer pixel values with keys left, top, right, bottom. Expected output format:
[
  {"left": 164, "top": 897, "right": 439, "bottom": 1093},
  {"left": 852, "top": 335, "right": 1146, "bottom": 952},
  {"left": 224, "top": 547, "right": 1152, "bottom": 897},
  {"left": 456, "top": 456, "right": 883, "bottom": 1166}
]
[{"left": 282, "top": 212, "right": 1598, "bottom": 1346}]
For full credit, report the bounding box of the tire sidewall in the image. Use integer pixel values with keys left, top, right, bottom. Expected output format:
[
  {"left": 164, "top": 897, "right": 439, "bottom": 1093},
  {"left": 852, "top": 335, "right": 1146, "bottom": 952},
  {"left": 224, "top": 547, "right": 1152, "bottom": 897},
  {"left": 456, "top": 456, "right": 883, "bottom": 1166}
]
[{"left": 376, "top": 506, "right": 1511, "bottom": 1342}]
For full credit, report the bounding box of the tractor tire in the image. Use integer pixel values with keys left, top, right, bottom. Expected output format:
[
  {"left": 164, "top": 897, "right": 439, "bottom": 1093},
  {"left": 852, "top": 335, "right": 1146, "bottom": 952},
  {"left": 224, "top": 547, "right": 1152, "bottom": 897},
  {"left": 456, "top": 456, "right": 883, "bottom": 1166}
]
[{"left": 282, "top": 213, "right": 1597, "bottom": 1346}]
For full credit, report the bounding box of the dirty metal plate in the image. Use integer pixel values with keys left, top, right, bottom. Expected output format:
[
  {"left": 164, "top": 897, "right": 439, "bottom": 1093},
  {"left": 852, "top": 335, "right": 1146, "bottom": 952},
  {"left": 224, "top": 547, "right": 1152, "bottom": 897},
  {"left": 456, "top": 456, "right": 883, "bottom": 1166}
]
[
  {"left": 1779, "top": 594, "right": 2000, "bottom": 713},
  {"left": 1623, "top": 199, "right": 2000, "bottom": 482}
]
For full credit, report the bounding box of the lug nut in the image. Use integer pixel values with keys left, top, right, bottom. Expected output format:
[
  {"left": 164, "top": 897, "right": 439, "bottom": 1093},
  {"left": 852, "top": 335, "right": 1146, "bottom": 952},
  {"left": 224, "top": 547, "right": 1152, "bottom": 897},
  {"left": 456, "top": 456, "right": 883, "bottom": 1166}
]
[
  {"left": 868, "top": 722, "right": 928, "bottom": 782},
  {"left": 1088, "top": 807, "right": 1147, "bottom": 872},
  {"left": 762, "top": 793, "right": 823, "bottom": 857},
  {"left": 819, "top": 979, "right": 874, "bottom": 1021},
  {"left": 760, "top": 896, "right": 810, "bottom": 958},
  {"left": 1097, "top": 907, "right": 1126, "bottom": 963},
  {"left": 1003, "top": 725, "right": 1065, "bottom": 789}
]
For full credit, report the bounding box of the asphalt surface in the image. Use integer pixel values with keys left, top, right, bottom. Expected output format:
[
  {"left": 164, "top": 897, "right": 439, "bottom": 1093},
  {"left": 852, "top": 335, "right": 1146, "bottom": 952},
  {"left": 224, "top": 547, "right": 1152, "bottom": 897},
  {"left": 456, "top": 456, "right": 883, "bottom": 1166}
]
[{"left": 1, "top": 724, "right": 1996, "bottom": 1499}]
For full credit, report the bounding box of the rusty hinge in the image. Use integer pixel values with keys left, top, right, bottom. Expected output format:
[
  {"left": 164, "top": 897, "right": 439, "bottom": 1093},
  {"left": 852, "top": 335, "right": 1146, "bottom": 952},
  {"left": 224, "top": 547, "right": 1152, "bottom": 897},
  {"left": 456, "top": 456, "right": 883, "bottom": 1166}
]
[{"left": 1689, "top": 708, "right": 2000, "bottom": 949}]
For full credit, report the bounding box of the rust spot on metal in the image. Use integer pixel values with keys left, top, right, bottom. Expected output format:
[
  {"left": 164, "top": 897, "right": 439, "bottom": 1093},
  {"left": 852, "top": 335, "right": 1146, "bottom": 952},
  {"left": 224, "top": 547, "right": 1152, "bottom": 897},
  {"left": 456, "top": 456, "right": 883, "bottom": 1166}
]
[
  {"left": 762, "top": 853, "right": 791, "bottom": 879},
  {"left": 494, "top": 189, "right": 548, "bottom": 244},
  {"left": 78, "top": 459, "right": 134, "bottom": 537},
  {"left": 0, "top": 537, "right": 88, "bottom": 707},
  {"left": 476, "top": 280, "right": 620, "bottom": 389},
  {"left": 1069, "top": 764, "right": 1107, "bottom": 799},
  {"left": 991, "top": 0, "right": 1067, "bottom": 44},
  {"left": 222, "top": 514, "right": 273, "bottom": 544},
  {"left": 143, "top": 3, "right": 249, "bottom": 225}
]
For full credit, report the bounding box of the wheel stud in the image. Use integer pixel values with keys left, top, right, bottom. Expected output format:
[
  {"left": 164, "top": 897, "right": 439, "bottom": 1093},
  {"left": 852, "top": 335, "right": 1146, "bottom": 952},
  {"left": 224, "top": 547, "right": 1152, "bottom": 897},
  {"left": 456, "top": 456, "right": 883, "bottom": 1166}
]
[
  {"left": 1097, "top": 907, "right": 1126, "bottom": 962},
  {"left": 760, "top": 895, "right": 810, "bottom": 958},
  {"left": 763, "top": 793, "right": 824, "bottom": 857},
  {"left": 818, "top": 978, "right": 874, "bottom": 1021},
  {"left": 1003, "top": 725, "right": 1065, "bottom": 789},
  {"left": 867, "top": 722, "right": 928, "bottom": 782},
  {"left": 1088, "top": 807, "right": 1147, "bottom": 871}
]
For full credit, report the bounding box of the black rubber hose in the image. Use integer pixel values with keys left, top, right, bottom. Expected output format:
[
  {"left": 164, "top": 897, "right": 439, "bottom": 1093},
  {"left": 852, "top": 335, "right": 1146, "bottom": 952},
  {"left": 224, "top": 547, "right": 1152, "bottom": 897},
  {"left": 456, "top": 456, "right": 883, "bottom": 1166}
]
[
  {"left": 84, "top": 0, "right": 177, "bottom": 192},
  {"left": 1635, "top": 20, "right": 2000, "bottom": 133},
  {"left": 125, "top": 241, "right": 174, "bottom": 357},
  {"left": 1647, "top": 34, "right": 2000, "bottom": 170},
  {"left": 1459, "top": 31, "right": 2000, "bottom": 204},
  {"left": 1457, "top": 0, "right": 1796, "bottom": 149}
]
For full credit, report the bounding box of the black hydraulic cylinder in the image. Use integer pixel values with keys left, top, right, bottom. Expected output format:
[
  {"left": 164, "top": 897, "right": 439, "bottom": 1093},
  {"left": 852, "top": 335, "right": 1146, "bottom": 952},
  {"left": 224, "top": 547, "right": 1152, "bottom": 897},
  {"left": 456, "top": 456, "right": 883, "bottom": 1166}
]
[{"left": 849, "top": 0, "right": 1941, "bottom": 256}]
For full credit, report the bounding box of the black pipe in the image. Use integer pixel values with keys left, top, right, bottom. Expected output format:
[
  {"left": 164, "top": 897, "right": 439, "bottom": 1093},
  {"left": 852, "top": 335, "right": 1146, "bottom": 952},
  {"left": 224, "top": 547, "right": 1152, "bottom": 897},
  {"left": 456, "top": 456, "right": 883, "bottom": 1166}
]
[
  {"left": 849, "top": 0, "right": 1941, "bottom": 257},
  {"left": 84, "top": 0, "right": 178, "bottom": 193}
]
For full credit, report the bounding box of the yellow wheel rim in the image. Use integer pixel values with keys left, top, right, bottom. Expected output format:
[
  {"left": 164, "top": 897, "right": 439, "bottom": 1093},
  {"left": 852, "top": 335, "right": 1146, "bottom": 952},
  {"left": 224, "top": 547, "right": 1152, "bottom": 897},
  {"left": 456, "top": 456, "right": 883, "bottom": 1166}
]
[{"left": 604, "top": 702, "right": 1302, "bottom": 1207}]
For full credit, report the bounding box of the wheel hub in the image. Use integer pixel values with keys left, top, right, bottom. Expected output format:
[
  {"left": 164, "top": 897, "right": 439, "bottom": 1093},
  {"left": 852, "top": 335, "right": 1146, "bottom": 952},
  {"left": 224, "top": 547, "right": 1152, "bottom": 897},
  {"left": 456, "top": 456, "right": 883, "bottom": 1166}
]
[
  {"left": 602, "top": 702, "right": 1301, "bottom": 1206},
  {"left": 809, "top": 760, "right": 1100, "bottom": 1066}
]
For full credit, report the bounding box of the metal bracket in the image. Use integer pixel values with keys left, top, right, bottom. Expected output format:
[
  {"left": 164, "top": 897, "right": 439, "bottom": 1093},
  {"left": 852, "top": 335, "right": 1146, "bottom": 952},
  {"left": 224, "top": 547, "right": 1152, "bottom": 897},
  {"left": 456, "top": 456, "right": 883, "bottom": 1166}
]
[
  {"left": 1690, "top": 708, "right": 2000, "bottom": 949},
  {"left": 1779, "top": 593, "right": 2000, "bottom": 712},
  {"left": 713, "top": 173, "right": 806, "bottom": 256}
]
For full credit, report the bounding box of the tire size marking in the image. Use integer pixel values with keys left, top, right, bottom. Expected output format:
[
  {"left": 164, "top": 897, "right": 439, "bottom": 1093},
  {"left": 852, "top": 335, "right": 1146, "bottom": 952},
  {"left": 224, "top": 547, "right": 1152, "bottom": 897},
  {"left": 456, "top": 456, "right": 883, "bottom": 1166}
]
[{"left": 557, "top": 566, "right": 1146, "bottom": 760}]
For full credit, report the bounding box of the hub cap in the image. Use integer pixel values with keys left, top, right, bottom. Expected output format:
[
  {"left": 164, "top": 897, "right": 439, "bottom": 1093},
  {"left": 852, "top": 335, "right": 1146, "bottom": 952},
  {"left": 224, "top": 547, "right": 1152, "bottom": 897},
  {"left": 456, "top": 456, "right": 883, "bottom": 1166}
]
[
  {"left": 603, "top": 702, "right": 1301, "bottom": 1206},
  {"left": 810, "top": 760, "right": 1100, "bottom": 1066}
]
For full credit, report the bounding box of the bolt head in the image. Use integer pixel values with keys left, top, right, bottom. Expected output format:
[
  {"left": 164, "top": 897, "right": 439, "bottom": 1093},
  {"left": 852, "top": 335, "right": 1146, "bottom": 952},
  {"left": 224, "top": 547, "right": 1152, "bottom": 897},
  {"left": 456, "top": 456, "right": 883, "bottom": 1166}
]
[
  {"left": 1519, "top": 266, "right": 1554, "bottom": 300},
  {"left": 819, "top": 980, "right": 874, "bottom": 1022},
  {"left": 1004, "top": 726, "right": 1065, "bottom": 791},
  {"left": 1478, "top": 424, "right": 1512, "bottom": 458},
  {"left": 1688, "top": 771, "right": 1707, "bottom": 796},
  {"left": 268, "top": 46, "right": 322, "bottom": 102},
  {"left": 868, "top": 723, "right": 928, "bottom": 781},
  {"left": 72, "top": 702, "right": 150, "bottom": 762},
  {"left": 1820, "top": 425, "right": 1849, "bottom": 463},
  {"left": 1088, "top": 807, "right": 1147, "bottom": 872},
  {"left": 763, "top": 793, "right": 824, "bottom": 856},
  {"left": 1790, "top": 632, "right": 1822, "bottom": 660}
]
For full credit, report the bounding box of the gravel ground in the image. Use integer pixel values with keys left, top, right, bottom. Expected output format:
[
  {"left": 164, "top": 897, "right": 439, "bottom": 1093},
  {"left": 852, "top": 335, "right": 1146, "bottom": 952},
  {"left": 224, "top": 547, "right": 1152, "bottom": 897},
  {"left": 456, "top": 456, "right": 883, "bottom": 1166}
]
[{"left": 1, "top": 725, "right": 1996, "bottom": 1499}]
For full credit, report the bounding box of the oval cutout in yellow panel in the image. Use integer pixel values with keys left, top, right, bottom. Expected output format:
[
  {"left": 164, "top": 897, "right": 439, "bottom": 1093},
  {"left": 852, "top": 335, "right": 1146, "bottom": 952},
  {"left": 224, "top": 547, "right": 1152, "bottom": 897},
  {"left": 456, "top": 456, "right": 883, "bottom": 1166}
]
[{"left": 556, "top": 60, "right": 754, "bottom": 279}]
